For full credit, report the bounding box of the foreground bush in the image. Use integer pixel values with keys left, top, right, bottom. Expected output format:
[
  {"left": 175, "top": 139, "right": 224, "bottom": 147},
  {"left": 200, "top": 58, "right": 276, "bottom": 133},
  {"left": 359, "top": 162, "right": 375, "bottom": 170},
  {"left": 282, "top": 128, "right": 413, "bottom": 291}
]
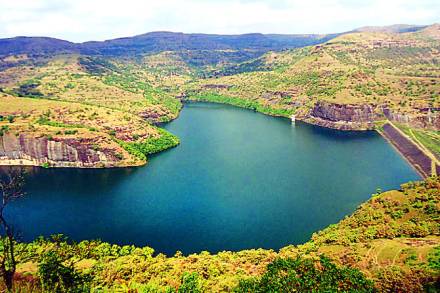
[
  {"left": 38, "top": 251, "right": 90, "bottom": 292},
  {"left": 9, "top": 178, "right": 439, "bottom": 291},
  {"left": 235, "top": 255, "right": 375, "bottom": 292}
]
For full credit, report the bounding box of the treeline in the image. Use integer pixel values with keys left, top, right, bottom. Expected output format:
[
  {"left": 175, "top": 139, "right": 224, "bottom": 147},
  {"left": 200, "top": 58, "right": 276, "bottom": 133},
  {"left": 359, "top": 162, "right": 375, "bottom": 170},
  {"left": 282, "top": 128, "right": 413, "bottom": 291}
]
[
  {"left": 188, "top": 93, "right": 295, "bottom": 117},
  {"left": 119, "top": 128, "right": 180, "bottom": 161},
  {"left": 11, "top": 236, "right": 374, "bottom": 292}
]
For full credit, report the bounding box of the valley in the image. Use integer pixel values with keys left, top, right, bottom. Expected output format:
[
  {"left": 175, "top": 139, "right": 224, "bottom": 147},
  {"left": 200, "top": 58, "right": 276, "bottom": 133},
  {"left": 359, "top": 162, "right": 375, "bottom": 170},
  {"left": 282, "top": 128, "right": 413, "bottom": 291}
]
[
  {"left": 0, "top": 23, "right": 439, "bottom": 292},
  {"left": 0, "top": 25, "right": 439, "bottom": 174}
]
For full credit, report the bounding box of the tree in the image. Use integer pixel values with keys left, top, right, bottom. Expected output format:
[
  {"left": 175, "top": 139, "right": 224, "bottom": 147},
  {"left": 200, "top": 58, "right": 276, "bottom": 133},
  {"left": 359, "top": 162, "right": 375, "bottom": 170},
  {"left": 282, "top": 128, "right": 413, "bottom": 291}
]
[
  {"left": 0, "top": 170, "right": 26, "bottom": 291},
  {"left": 235, "top": 255, "right": 375, "bottom": 292},
  {"left": 38, "top": 251, "right": 90, "bottom": 293}
]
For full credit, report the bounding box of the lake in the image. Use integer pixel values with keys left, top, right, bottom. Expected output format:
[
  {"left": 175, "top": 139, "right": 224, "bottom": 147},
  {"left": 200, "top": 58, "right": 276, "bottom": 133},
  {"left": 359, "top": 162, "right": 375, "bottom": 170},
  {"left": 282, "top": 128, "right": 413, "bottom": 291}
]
[{"left": 8, "top": 102, "right": 419, "bottom": 255}]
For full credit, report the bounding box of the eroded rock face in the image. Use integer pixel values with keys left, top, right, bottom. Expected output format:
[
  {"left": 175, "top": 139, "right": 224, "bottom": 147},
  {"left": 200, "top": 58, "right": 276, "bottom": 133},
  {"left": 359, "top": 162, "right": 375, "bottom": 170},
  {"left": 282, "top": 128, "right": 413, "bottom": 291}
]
[
  {"left": 299, "top": 101, "right": 440, "bottom": 131},
  {"left": 299, "top": 101, "right": 381, "bottom": 130},
  {"left": 310, "top": 101, "right": 379, "bottom": 123},
  {"left": 0, "top": 133, "right": 120, "bottom": 167}
]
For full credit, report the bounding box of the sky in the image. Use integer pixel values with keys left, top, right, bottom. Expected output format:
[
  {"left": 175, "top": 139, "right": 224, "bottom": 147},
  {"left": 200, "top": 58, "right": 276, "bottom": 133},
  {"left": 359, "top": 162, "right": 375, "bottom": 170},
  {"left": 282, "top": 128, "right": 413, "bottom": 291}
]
[{"left": 0, "top": 0, "right": 439, "bottom": 42}]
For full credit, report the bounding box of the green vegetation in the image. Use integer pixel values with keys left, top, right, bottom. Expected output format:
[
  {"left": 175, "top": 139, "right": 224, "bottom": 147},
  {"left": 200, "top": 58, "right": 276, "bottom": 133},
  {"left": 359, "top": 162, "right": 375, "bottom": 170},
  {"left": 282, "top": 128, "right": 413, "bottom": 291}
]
[
  {"left": 119, "top": 128, "right": 180, "bottom": 161},
  {"left": 395, "top": 123, "right": 440, "bottom": 159},
  {"left": 8, "top": 177, "right": 439, "bottom": 292},
  {"left": 101, "top": 65, "right": 182, "bottom": 121},
  {"left": 308, "top": 178, "right": 439, "bottom": 246},
  {"left": 189, "top": 93, "right": 295, "bottom": 117},
  {"left": 0, "top": 125, "right": 9, "bottom": 136},
  {"left": 235, "top": 256, "right": 375, "bottom": 292},
  {"left": 12, "top": 238, "right": 374, "bottom": 292},
  {"left": 7, "top": 115, "right": 15, "bottom": 123},
  {"left": 38, "top": 251, "right": 91, "bottom": 292},
  {"left": 428, "top": 246, "right": 440, "bottom": 271},
  {"left": 0, "top": 24, "right": 440, "bottom": 291},
  {"left": 37, "top": 112, "right": 86, "bottom": 130}
]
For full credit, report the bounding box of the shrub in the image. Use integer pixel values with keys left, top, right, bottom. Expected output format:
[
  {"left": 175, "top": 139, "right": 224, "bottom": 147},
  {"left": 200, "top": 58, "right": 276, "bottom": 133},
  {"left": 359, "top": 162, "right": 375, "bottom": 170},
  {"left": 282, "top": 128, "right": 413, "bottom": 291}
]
[
  {"left": 235, "top": 255, "right": 375, "bottom": 292},
  {"left": 177, "top": 272, "right": 202, "bottom": 293},
  {"left": 427, "top": 246, "right": 440, "bottom": 271},
  {"left": 7, "top": 115, "right": 15, "bottom": 123},
  {"left": 64, "top": 130, "right": 78, "bottom": 135},
  {"left": 0, "top": 125, "right": 9, "bottom": 136},
  {"left": 119, "top": 128, "right": 180, "bottom": 160},
  {"left": 38, "top": 251, "right": 90, "bottom": 293}
]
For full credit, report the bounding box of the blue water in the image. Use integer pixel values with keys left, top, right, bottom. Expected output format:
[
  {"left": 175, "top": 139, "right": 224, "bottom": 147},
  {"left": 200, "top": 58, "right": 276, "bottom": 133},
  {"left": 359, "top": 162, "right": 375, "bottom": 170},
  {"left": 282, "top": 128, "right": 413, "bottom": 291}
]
[{"left": 8, "top": 102, "right": 419, "bottom": 255}]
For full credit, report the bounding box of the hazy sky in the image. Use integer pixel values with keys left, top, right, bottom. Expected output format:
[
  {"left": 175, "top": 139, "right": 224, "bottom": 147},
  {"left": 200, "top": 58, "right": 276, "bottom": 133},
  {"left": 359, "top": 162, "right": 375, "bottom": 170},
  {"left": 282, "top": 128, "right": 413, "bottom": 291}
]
[{"left": 1, "top": 0, "right": 439, "bottom": 42}]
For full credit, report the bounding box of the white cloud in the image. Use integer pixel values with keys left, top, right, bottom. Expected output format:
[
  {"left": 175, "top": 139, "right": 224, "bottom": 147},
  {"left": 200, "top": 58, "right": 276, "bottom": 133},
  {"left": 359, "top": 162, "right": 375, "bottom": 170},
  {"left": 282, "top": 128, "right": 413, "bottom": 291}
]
[{"left": 0, "top": 0, "right": 438, "bottom": 42}]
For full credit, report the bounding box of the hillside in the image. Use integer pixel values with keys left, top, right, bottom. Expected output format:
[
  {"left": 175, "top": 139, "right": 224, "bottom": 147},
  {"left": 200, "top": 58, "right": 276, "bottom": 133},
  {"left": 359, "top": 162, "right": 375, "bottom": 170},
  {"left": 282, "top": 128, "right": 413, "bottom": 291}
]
[
  {"left": 0, "top": 23, "right": 439, "bottom": 292},
  {"left": 190, "top": 24, "right": 440, "bottom": 131},
  {"left": 11, "top": 177, "right": 440, "bottom": 292},
  {"left": 354, "top": 24, "right": 428, "bottom": 33},
  {"left": 0, "top": 24, "right": 439, "bottom": 171},
  {"left": 185, "top": 25, "right": 440, "bottom": 177},
  {"left": 0, "top": 51, "right": 186, "bottom": 167},
  {"left": 0, "top": 32, "right": 340, "bottom": 70}
]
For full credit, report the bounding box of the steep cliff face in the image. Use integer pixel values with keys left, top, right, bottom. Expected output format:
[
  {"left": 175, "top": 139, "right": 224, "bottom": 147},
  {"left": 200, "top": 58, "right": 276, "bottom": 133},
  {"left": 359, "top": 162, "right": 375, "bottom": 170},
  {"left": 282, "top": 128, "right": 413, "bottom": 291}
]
[
  {"left": 298, "top": 101, "right": 440, "bottom": 131},
  {"left": 298, "top": 101, "right": 381, "bottom": 130},
  {"left": 0, "top": 133, "right": 121, "bottom": 167}
]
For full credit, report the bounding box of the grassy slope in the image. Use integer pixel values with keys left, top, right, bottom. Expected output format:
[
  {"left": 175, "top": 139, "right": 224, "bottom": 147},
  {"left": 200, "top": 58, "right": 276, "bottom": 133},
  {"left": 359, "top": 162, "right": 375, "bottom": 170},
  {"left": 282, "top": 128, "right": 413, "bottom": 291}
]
[
  {"left": 13, "top": 177, "right": 440, "bottom": 292},
  {"left": 395, "top": 122, "right": 440, "bottom": 159},
  {"left": 0, "top": 54, "right": 183, "bottom": 166},
  {"left": 0, "top": 26, "right": 439, "bottom": 291},
  {"left": 188, "top": 26, "right": 440, "bottom": 118},
  {"left": 1, "top": 27, "right": 439, "bottom": 166}
]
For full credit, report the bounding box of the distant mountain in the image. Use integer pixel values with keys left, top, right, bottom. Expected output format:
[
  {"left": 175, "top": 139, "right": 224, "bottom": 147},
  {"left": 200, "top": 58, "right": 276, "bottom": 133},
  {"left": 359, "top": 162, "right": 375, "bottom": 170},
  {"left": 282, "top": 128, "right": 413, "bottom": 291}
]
[
  {"left": 0, "top": 25, "right": 433, "bottom": 66},
  {"left": 0, "top": 32, "right": 340, "bottom": 58},
  {"left": 354, "top": 24, "right": 428, "bottom": 33},
  {"left": 0, "top": 36, "right": 76, "bottom": 56},
  {"left": 80, "top": 32, "right": 342, "bottom": 56}
]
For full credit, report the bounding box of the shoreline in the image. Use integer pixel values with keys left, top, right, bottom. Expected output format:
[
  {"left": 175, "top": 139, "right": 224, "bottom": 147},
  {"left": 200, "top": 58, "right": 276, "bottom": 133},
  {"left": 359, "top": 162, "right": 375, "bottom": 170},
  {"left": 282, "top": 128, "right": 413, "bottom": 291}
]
[
  {"left": 185, "top": 99, "right": 437, "bottom": 177},
  {"left": 377, "top": 128, "right": 425, "bottom": 179},
  {"left": 0, "top": 99, "right": 435, "bottom": 173},
  {"left": 378, "top": 123, "right": 437, "bottom": 178}
]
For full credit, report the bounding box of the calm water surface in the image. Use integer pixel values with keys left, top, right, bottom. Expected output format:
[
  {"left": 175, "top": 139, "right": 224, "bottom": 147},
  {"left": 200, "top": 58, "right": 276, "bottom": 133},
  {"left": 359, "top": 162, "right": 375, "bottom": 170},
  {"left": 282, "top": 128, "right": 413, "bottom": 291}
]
[{"left": 9, "top": 103, "right": 419, "bottom": 255}]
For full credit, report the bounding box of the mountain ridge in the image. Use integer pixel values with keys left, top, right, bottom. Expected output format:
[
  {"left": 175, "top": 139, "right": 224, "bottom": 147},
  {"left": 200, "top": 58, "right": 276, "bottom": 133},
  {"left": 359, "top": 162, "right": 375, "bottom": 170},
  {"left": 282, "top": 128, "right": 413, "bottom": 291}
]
[{"left": 1, "top": 23, "right": 432, "bottom": 58}]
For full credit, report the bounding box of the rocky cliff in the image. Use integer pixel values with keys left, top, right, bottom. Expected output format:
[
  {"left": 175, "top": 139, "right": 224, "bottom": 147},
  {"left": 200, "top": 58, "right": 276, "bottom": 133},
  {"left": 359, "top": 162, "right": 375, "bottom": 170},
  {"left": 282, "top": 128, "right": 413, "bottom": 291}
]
[
  {"left": 0, "top": 133, "right": 121, "bottom": 168},
  {"left": 298, "top": 101, "right": 381, "bottom": 130},
  {"left": 298, "top": 101, "right": 440, "bottom": 131}
]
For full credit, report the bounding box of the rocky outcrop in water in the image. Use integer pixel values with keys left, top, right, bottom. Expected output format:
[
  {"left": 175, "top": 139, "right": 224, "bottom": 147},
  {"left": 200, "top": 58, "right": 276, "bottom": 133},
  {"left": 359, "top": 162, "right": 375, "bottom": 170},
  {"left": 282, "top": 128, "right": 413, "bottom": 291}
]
[{"left": 0, "top": 133, "right": 120, "bottom": 167}]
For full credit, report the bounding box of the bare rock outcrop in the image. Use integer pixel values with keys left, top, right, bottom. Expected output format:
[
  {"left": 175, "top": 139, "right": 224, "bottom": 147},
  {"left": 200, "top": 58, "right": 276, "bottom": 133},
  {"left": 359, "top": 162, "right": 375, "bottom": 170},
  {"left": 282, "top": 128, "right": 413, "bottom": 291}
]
[
  {"left": 298, "top": 101, "right": 440, "bottom": 131},
  {"left": 298, "top": 101, "right": 381, "bottom": 130},
  {"left": 0, "top": 133, "right": 120, "bottom": 168}
]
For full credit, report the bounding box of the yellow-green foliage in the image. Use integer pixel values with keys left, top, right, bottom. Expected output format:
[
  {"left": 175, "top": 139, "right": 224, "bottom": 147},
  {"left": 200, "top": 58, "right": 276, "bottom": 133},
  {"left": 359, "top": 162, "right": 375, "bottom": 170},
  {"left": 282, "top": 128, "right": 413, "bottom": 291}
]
[
  {"left": 188, "top": 92, "right": 295, "bottom": 117},
  {"left": 0, "top": 94, "right": 179, "bottom": 167},
  {"left": 309, "top": 178, "right": 439, "bottom": 246},
  {"left": 190, "top": 29, "right": 440, "bottom": 118},
  {"left": 13, "top": 177, "right": 440, "bottom": 292}
]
